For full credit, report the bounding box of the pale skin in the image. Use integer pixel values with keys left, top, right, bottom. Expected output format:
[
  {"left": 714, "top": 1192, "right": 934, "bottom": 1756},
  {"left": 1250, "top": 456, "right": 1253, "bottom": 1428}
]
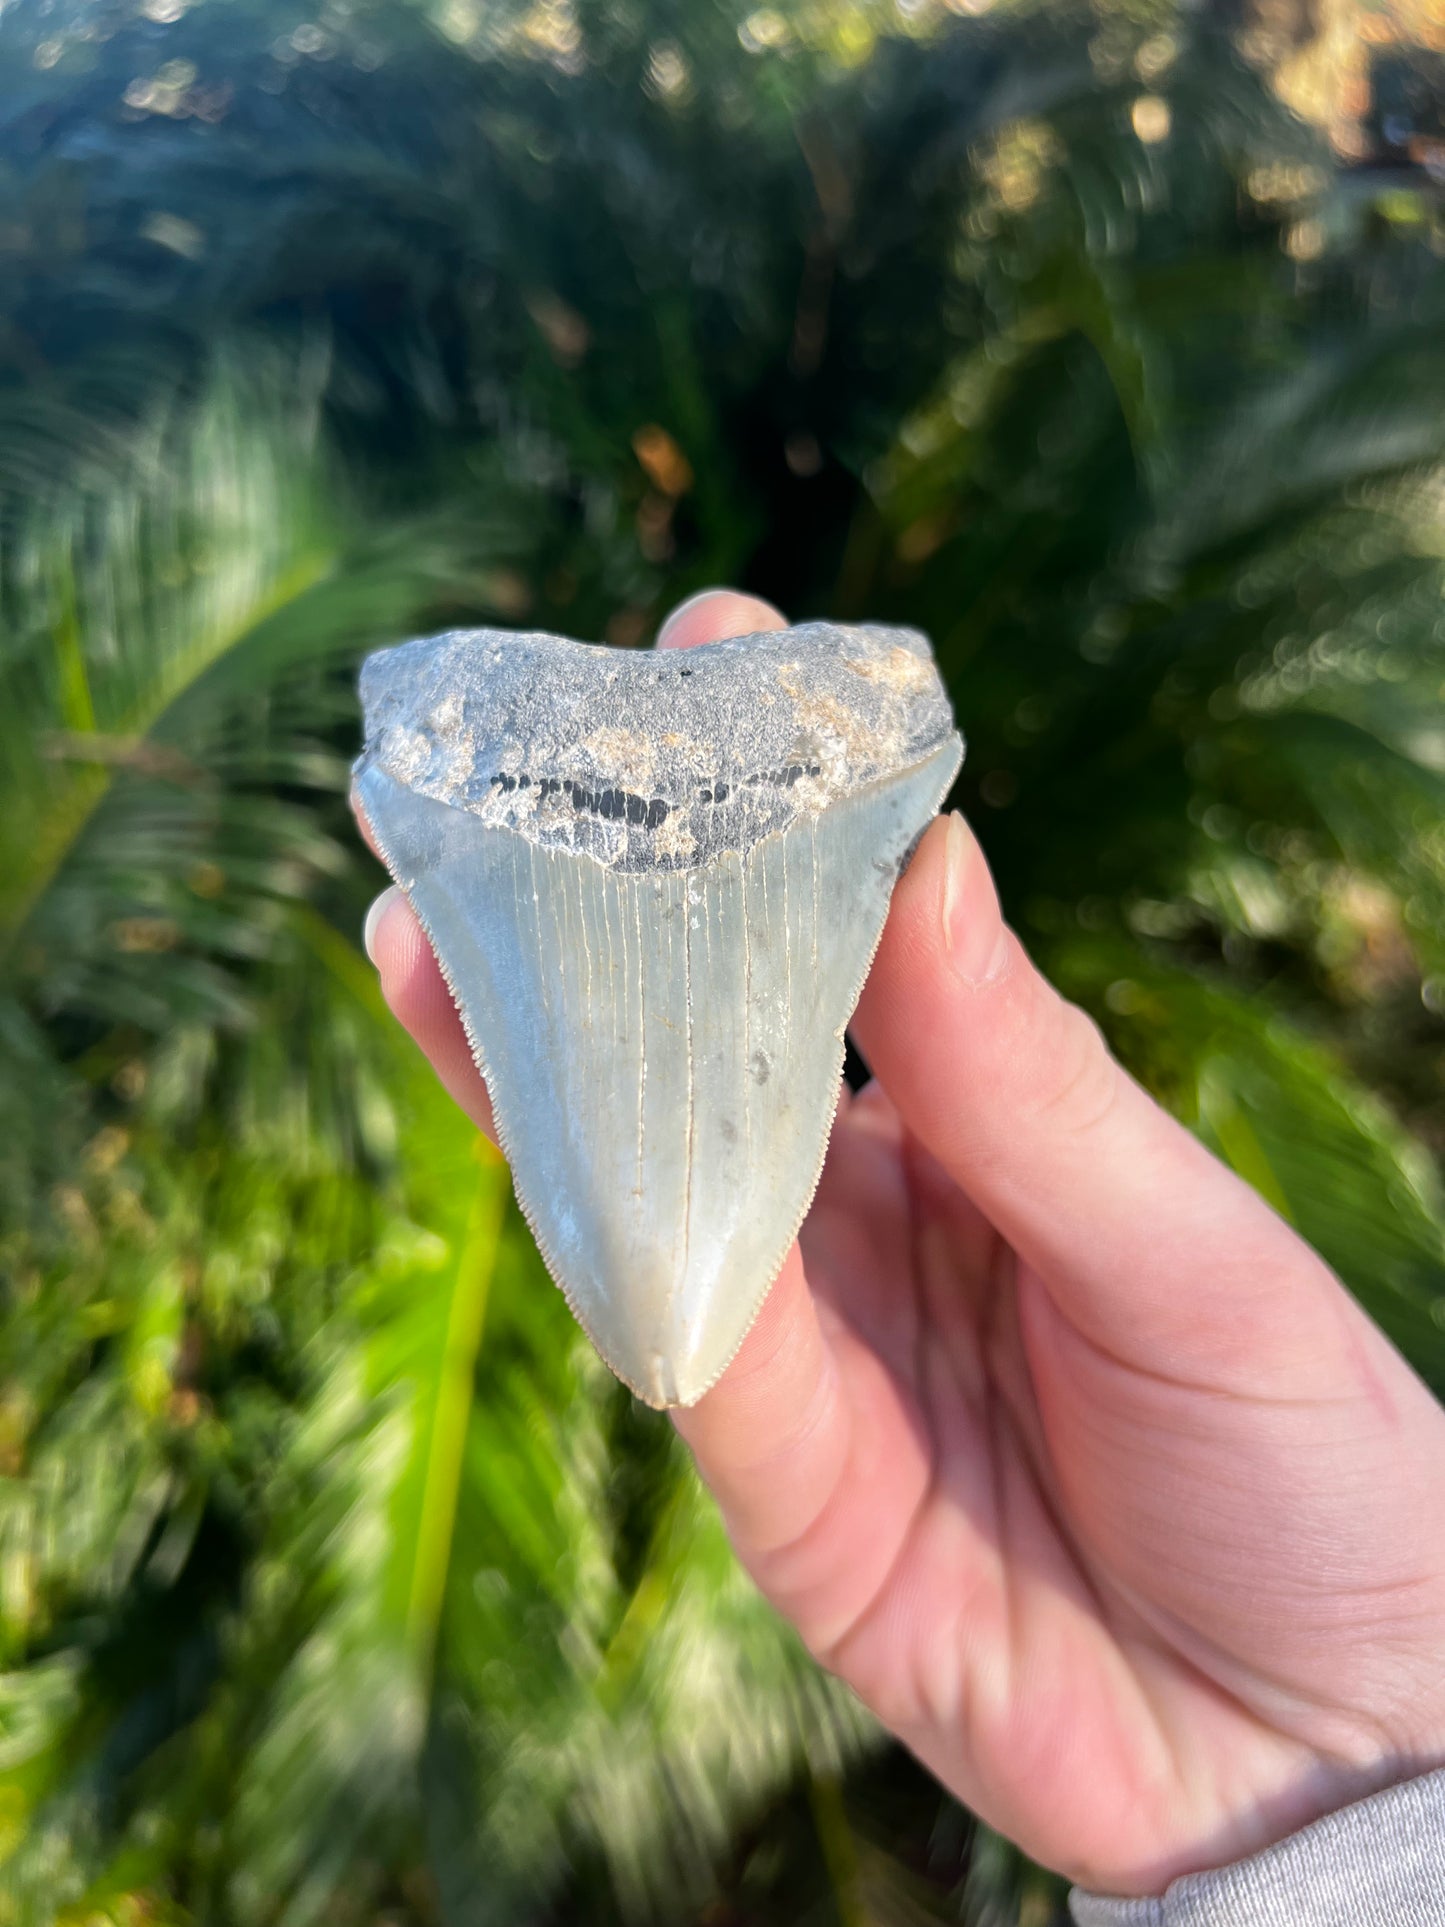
[{"left": 355, "top": 589, "right": 1445, "bottom": 1899}]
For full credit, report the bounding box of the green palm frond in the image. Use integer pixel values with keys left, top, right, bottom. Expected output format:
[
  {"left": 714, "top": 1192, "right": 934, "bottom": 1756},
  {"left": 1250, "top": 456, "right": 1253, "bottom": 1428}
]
[
  {"left": 0, "top": 351, "right": 530, "bottom": 1201},
  {"left": 0, "top": 356, "right": 477, "bottom": 948},
  {"left": 1048, "top": 940, "right": 1445, "bottom": 1378}
]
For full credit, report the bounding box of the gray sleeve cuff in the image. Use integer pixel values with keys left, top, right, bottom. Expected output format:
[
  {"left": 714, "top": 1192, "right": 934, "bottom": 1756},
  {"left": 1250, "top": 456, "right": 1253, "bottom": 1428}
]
[{"left": 1069, "top": 1767, "right": 1445, "bottom": 1926}]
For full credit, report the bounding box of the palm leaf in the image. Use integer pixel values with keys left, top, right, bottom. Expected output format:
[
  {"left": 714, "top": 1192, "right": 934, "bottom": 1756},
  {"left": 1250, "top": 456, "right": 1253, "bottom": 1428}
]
[{"left": 1050, "top": 939, "right": 1445, "bottom": 1383}]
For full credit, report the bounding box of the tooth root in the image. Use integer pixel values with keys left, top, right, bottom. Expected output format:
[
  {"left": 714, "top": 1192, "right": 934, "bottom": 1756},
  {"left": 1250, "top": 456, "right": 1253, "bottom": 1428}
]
[{"left": 356, "top": 739, "right": 958, "bottom": 1406}]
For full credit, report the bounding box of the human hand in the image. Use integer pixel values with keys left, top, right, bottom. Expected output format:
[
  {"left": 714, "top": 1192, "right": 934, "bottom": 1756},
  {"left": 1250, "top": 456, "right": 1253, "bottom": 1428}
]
[{"left": 356, "top": 590, "right": 1445, "bottom": 1898}]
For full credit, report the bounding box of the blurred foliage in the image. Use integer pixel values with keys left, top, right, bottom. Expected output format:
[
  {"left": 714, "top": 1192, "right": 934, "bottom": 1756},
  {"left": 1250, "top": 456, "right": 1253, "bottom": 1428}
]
[{"left": 1, "top": 0, "right": 1444, "bottom": 1922}]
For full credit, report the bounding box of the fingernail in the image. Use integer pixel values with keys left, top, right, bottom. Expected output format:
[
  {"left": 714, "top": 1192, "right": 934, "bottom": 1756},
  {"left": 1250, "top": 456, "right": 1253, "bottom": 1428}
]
[
  {"left": 363, "top": 885, "right": 401, "bottom": 965},
  {"left": 941, "top": 813, "right": 1010, "bottom": 987}
]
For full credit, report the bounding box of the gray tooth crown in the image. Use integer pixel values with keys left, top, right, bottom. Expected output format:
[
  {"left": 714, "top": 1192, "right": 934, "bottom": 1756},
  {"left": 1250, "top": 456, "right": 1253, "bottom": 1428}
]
[{"left": 355, "top": 621, "right": 963, "bottom": 1407}]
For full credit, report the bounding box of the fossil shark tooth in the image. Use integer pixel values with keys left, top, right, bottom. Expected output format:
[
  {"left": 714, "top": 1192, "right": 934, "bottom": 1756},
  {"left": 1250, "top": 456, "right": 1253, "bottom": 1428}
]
[{"left": 355, "top": 621, "right": 963, "bottom": 1408}]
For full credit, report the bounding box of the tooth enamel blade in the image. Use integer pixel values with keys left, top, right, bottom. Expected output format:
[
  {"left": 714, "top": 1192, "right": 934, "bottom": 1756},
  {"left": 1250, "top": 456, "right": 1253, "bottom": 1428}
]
[{"left": 355, "top": 622, "right": 963, "bottom": 1407}]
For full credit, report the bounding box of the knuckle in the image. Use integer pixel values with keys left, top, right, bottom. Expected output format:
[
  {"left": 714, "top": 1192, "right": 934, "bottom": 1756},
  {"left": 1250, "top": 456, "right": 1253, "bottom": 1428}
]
[{"left": 1025, "top": 998, "right": 1120, "bottom": 1138}]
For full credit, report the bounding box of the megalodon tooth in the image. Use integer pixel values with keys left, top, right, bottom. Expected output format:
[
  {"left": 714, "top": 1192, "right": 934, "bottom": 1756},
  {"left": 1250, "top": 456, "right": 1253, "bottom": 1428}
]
[{"left": 355, "top": 621, "right": 963, "bottom": 1407}]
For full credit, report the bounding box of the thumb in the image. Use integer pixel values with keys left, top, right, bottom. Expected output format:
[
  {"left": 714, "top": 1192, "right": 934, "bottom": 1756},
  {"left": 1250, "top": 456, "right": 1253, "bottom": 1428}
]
[{"left": 851, "top": 814, "right": 1343, "bottom": 1380}]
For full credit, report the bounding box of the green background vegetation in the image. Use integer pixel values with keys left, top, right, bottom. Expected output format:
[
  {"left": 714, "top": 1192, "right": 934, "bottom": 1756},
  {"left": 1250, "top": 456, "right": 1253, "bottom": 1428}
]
[{"left": 2, "top": 0, "right": 1444, "bottom": 1920}]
